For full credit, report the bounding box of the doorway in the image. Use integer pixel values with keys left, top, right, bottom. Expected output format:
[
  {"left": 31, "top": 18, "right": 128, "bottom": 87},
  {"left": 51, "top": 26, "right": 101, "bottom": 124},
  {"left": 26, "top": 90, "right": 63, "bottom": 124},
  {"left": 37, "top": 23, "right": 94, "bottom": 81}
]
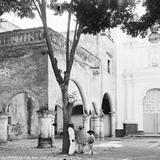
[
  {"left": 7, "top": 93, "right": 38, "bottom": 139},
  {"left": 102, "top": 93, "right": 112, "bottom": 137},
  {"left": 143, "top": 89, "right": 160, "bottom": 135}
]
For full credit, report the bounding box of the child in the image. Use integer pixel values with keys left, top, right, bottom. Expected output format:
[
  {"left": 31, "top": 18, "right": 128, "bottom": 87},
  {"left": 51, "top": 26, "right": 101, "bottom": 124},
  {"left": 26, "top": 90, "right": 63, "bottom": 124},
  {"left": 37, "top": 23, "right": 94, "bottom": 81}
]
[{"left": 87, "top": 130, "right": 95, "bottom": 155}]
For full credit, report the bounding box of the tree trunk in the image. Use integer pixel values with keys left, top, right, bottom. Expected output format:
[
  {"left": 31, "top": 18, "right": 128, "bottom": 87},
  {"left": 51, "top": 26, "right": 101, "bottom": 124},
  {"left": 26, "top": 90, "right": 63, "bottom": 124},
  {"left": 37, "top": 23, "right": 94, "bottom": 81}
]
[{"left": 61, "top": 84, "right": 72, "bottom": 154}]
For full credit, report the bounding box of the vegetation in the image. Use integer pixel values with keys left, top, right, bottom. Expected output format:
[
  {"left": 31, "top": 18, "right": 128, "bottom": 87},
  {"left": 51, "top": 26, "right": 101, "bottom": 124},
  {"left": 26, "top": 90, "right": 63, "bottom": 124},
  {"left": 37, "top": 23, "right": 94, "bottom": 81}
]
[{"left": 122, "top": 0, "right": 160, "bottom": 37}]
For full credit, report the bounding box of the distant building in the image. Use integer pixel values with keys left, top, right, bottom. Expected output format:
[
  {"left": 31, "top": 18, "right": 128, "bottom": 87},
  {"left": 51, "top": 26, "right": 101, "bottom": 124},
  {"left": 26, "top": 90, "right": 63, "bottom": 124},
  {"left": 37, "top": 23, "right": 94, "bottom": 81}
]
[{"left": 114, "top": 27, "right": 160, "bottom": 136}]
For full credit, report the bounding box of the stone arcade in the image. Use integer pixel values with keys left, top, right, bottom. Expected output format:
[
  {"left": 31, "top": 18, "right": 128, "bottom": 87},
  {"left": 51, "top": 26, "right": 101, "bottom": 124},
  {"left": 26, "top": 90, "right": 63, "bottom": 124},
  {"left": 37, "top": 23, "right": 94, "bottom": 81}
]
[{"left": 0, "top": 20, "right": 115, "bottom": 143}]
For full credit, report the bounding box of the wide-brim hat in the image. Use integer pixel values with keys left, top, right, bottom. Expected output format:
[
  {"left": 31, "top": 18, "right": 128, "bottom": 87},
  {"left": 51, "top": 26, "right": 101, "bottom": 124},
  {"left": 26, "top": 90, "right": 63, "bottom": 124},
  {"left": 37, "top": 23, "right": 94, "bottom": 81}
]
[
  {"left": 87, "top": 130, "right": 94, "bottom": 134},
  {"left": 78, "top": 125, "right": 83, "bottom": 129}
]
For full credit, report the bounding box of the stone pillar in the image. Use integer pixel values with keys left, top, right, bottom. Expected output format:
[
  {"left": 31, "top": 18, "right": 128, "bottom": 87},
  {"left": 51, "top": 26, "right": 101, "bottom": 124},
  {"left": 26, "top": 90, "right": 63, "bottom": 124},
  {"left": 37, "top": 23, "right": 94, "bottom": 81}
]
[
  {"left": 83, "top": 115, "right": 90, "bottom": 132},
  {"left": 93, "top": 116, "right": 100, "bottom": 139},
  {"left": 0, "top": 112, "right": 8, "bottom": 141},
  {"left": 51, "top": 113, "right": 56, "bottom": 143},
  {"left": 37, "top": 109, "right": 55, "bottom": 148},
  {"left": 99, "top": 116, "right": 104, "bottom": 139},
  {"left": 110, "top": 111, "right": 116, "bottom": 137}
]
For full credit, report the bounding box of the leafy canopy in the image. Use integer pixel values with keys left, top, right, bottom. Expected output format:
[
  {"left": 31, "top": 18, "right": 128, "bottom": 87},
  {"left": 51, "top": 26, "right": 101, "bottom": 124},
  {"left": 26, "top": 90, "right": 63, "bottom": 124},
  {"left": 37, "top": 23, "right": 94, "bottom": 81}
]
[
  {"left": 0, "top": 0, "right": 35, "bottom": 18},
  {"left": 1, "top": 0, "right": 138, "bottom": 36},
  {"left": 122, "top": 0, "right": 160, "bottom": 37},
  {"left": 50, "top": 0, "right": 136, "bottom": 35}
]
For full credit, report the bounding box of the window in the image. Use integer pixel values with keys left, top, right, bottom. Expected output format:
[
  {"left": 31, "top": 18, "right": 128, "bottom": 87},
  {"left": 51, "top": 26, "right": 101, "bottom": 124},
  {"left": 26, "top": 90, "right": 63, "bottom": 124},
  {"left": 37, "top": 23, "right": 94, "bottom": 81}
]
[{"left": 107, "top": 59, "right": 111, "bottom": 73}]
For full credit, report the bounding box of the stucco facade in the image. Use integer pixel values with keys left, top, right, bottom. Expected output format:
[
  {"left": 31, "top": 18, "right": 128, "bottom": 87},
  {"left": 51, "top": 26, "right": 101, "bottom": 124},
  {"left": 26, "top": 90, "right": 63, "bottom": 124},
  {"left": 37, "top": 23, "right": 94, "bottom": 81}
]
[
  {"left": 0, "top": 22, "right": 115, "bottom": 140},
  {"left": 114, "top": 28, "right": 160, "bottom": 136}
]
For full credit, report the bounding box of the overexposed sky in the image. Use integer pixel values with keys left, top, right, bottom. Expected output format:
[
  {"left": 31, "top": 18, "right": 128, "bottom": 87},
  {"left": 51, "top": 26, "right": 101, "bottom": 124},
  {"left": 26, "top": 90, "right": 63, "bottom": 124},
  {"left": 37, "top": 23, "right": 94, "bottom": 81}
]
[
  {"left": 1, "top": 1, "right": 145, "bottom": 32},
  {"left": 2, "top": 8, "right": 76, "bottom": 32}
]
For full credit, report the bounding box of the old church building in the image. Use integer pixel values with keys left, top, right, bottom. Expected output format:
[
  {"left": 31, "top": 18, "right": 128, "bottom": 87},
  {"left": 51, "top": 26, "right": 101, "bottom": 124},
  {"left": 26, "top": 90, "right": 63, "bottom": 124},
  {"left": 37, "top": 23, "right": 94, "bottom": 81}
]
[{"left": 0, "top": 19, "right": 115, "bottom": 141}]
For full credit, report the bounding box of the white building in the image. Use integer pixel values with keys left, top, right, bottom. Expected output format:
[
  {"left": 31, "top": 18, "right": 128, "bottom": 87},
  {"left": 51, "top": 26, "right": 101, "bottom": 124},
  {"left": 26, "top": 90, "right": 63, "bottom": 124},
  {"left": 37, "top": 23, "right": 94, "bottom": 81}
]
[{"left": 114, "top": 27, "right": 160, "bottom": 136}]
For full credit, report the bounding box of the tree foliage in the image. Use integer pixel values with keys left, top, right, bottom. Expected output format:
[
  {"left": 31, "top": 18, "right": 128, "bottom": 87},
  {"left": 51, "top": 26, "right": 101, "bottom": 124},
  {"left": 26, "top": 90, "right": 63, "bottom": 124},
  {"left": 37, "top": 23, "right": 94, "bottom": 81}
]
[
  {"left": 50, "top": 0, "right": 136, "bottom": 35},
  {"left": 122, "top": 0, "right": 160, "bottom": 37},
  {"left": 0, "top": 0, "right": 34, "bottom": 18}
]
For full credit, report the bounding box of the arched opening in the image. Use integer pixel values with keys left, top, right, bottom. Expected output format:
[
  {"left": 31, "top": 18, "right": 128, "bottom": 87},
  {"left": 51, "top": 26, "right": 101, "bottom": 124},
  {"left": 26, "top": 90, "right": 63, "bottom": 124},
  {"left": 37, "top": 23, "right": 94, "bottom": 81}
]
[
  {"left": 71, "top": 105, "right": 83, "bottom": 128},
  {"left": 7, "top": 92, "right": 39, "bottom": 140},
  {"left": 54, "top": 80, "right": 86, "bottom": 137},
  {"left": 143, "top": 88, "right": 160, "bottom": 135},
  {"left": 102, "top": 93, "right": 112, "bottom": 137}
]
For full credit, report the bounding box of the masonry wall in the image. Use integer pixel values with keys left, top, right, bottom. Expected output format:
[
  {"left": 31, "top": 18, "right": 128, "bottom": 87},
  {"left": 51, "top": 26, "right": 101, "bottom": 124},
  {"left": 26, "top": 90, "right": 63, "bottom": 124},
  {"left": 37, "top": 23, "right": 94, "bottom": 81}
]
[{"left": 0, "top": 44, "right": 48, "bottom": 111}]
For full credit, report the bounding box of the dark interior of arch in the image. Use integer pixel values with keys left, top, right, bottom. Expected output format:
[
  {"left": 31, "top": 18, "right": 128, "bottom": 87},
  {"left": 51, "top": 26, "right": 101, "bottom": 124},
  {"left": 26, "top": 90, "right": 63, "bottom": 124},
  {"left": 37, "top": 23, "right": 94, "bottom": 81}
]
[
  {"left": 102, "top": 94, "right": 111, "bottom": 115},
  {"left": 72, "top": 105, "right": 83, "bottom": 115}
]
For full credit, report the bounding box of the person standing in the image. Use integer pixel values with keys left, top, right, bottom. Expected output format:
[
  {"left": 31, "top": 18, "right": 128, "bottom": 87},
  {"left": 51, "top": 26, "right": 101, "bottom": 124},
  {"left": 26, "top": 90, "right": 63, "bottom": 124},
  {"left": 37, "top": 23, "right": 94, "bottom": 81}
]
[
  {"left": 68, "top": 123, "right": 75, "bottom": 155},
  {"left": 87, "top": 130, "right": 95, "bottom": 156},
  {"left": 76, "top": 125, "right": 88, "bottom": 153}
]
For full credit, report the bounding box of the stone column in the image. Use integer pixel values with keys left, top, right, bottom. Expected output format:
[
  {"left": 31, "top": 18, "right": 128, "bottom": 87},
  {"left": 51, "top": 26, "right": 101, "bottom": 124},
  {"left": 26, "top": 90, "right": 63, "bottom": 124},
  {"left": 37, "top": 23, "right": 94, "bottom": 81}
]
[
  {"left": 51, "top": 113, "right": 56, "bottom": 143},
  {"left": 99, "top": 116, "right": 104, "bottom": 139},
  {"left": 99, "top": 109, "right": 104, "bottom": 139},
  {"left": 0, "top": 112, "right": 8, "bottom": 141},
  {"left": 110, "top": 111, "right": 116, "bottom": 137},
  {"left": 37, "top": 109, "right": 55, "bottom": 148},
  {"left": 124, "top": 74, "right": 137, "bottom": 136},
  {"left": 83, "top": 114, "right": 90, "bottom": 132},
  {"left": 93, "top": 116, "right": 100, "bottom": 139}
]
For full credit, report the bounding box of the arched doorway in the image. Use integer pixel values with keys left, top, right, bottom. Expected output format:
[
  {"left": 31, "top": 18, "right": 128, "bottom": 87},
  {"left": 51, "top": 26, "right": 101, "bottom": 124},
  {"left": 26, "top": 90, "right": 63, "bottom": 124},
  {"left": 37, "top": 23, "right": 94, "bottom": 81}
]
[
  {"left": 143, "top": 88, "right": 160, "bottom": 135},
  {"left": 102, "top": 93, "right": 112, "bottom": 137},
  {"left": 54, "top": 104, "right": 83, "bottom": 137},
  {"left": 7, "top": 93, "right": 39, "bottom": 139},
  {"left": 71, "top": 104, "right": 83, "bottom": 128},
  {"left": 54, "top": 80, "right": 86, "bottom": 137}
]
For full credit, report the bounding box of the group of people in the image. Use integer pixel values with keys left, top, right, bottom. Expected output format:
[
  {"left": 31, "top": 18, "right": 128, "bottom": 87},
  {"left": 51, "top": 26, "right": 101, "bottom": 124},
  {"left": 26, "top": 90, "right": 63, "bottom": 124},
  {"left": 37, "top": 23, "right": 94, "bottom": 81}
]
[{"left": 68, "top": 124, "right": 95, "bottom": 156}]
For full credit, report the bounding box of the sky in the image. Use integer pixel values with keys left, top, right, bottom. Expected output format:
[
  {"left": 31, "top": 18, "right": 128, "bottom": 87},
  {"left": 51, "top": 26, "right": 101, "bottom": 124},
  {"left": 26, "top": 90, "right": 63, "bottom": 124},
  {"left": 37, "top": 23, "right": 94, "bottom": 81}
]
[
  {"left": 1, "top": 9, "right": 76, "bottom": 32},
  {"left": 1, "top": 1, "right": 145, "bottom": 33}
]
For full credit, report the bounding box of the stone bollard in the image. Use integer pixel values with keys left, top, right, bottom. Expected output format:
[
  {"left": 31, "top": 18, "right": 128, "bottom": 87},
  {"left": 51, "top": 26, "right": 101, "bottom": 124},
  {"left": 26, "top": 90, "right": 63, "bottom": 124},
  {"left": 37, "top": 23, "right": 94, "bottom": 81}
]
[
  {"left": 37, "top": 109, "right": 55, "bottom": 148},
  {"left": 0, "top": 112, "right": 8, "bottom": 141}
]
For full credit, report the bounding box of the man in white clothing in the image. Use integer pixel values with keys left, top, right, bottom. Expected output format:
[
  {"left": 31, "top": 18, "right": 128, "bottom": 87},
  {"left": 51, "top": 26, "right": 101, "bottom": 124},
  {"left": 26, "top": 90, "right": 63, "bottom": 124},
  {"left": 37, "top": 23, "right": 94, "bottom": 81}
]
[{"left": 68, "top": 123, "right": 75, "bottom": 155}]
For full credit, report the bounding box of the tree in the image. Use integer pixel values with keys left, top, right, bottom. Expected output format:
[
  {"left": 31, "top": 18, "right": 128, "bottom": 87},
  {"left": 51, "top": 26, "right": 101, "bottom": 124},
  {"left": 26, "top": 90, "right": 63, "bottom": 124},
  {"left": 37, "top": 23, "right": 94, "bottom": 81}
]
[
  {"left": 122, "top": 0, "right": 160, "bottom": 37},
  {"left": 0, "top": 0, "right": 34, "bottom": 18},
  {"left": 1, "top": 0, "right": 136, "bottom": 154}
]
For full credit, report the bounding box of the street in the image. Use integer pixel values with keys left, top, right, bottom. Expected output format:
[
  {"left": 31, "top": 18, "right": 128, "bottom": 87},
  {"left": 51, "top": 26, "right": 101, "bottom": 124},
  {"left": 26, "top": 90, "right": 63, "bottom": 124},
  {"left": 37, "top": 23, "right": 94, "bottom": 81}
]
[{"left": 0, "top": 137, "right": 160, "bottom": 160}]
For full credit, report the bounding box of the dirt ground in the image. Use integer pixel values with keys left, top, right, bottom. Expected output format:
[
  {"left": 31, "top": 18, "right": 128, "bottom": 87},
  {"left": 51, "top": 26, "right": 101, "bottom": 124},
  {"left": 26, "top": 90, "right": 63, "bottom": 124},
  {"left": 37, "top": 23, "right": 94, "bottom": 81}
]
[{"left": 0, "top": 137, "right": 160, "bottom": 160}]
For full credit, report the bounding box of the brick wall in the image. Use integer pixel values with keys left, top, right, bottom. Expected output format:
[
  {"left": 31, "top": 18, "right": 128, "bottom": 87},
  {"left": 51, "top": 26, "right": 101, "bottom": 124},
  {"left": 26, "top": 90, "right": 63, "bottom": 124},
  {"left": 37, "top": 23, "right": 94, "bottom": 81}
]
[{"left": 0, "top": 44, "right": 48, "bottom": 111}]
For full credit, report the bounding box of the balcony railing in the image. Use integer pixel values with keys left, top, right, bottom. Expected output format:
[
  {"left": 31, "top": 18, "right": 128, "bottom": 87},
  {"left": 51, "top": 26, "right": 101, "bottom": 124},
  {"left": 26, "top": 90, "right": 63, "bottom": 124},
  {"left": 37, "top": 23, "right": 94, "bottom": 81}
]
[{"left": 0, "top": 27, "right": 100, "bottom": 67}]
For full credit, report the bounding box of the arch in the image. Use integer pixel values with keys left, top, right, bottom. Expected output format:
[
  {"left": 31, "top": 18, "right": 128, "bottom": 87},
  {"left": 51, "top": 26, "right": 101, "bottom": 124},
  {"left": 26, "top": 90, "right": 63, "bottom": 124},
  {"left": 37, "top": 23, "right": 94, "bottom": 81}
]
[
  {"left": 143, "top": 88, "right": 160, "bottom": 135},
  {"left": 101, "top": 93, "right": 112, "bottom": 137},
  {"left": 101, "top": 93, "right": 112, "bottom": 114},
  {"left": 6, "top": 89, "right": 40, "bottom": 139},
  {"left": 70, "top": 78, "right": 89, "bottom": 115},
  {"left": 5, "top": 88, "right": 39, "bottom": 112},
  {"left": 140, "top": 85, "right": 160, "bottom": 104}
]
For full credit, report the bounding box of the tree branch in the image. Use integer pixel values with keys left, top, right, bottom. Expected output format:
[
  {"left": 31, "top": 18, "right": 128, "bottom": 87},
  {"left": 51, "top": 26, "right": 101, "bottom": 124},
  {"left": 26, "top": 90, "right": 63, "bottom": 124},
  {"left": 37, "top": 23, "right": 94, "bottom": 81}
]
[
  {"left": 36, "top": 0, "right": 63, "bottom": 85},
  {"left": 32, "top": 0, "right": 42, "bottom": 20},
  {"left": 66, "top": 23, "right": 82, "bottom": 80},
  {"left": 66, "top": 7, "right": 72, "bottom": 71}
]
